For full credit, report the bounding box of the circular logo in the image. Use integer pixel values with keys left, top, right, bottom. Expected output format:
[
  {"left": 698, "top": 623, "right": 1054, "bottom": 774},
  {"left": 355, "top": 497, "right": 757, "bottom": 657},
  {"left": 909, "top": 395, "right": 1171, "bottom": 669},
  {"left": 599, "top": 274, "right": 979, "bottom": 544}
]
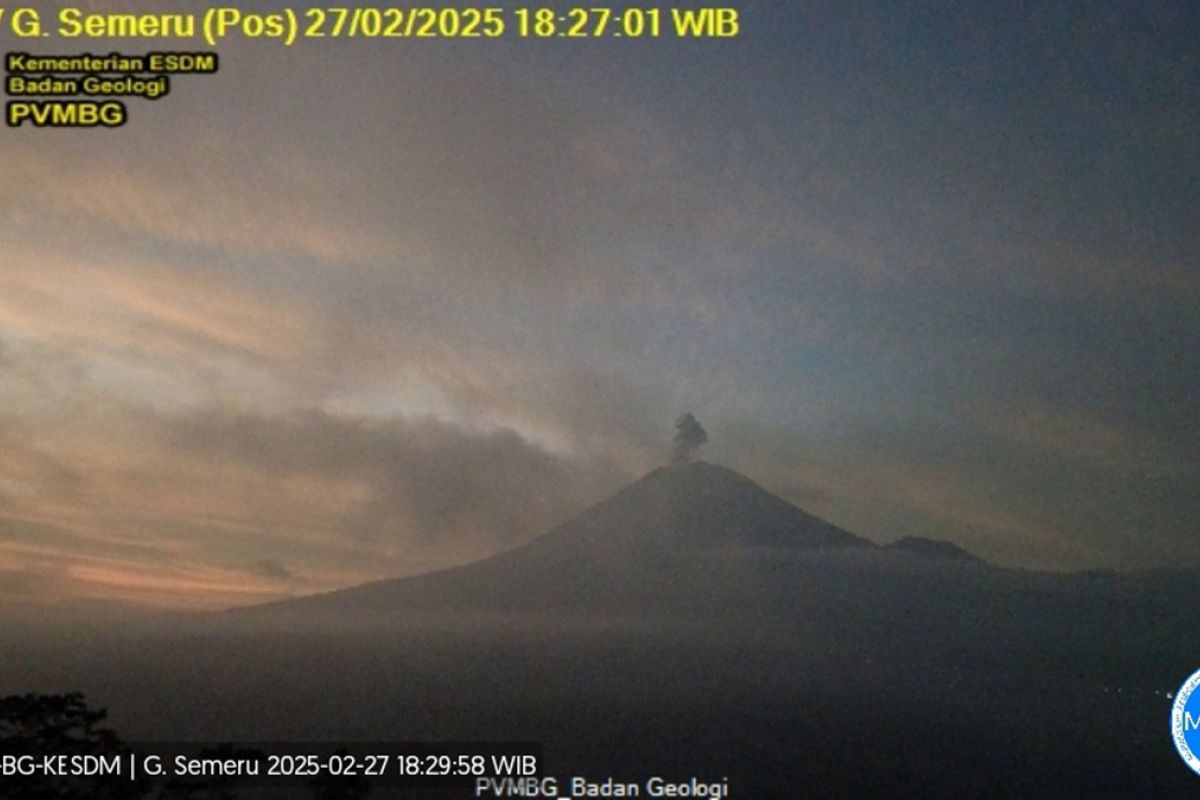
[{"left": 1172, "top": 669, "right": 1200, "bottom": 775}]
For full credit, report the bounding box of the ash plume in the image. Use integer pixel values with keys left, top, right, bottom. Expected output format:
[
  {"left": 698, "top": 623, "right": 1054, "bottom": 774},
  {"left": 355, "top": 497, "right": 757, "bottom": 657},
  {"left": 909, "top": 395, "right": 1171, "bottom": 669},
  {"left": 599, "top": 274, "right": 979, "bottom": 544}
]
[{"left": 671, "top": 413, "right": 708, "bottom": 463}]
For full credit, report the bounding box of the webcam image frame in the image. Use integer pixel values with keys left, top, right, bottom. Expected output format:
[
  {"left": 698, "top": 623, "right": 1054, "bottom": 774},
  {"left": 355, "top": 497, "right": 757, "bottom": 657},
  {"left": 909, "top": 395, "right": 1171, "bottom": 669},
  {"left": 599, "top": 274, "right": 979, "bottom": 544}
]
[{"left": 1, "top": 3, "right": 1198, "bottom": 798}]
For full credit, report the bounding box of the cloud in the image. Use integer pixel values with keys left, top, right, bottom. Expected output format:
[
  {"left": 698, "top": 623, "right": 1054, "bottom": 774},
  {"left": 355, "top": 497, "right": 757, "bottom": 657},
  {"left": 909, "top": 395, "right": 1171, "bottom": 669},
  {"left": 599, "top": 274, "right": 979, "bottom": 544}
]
[
  {"left": 981, "top": 402, "right": 1191, "bottom": 475},
  {"left": 160, "top": 408, "right": 598, "bottom": 549},
  {"left": 242, "top": 558, "right": 294, "bottom": 582},
  {"left": 0, "top": 567, "right": 52, "bottom": 598},
  {"left": 721, "top": 405, "right": 1200, "bottom": 572},
  {"left": 0, "top": 531, "right": 283, "bottom": 610},
  {"left": 0, "top": 339, "right": 631, "bottom": 607}
]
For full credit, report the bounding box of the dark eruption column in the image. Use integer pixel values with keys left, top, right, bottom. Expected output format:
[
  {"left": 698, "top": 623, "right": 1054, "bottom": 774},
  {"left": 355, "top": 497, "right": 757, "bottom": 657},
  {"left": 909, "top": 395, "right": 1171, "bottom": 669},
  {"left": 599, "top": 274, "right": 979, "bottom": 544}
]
[{"left": 671, "top": 413, "right": 708, "bottom": 463}]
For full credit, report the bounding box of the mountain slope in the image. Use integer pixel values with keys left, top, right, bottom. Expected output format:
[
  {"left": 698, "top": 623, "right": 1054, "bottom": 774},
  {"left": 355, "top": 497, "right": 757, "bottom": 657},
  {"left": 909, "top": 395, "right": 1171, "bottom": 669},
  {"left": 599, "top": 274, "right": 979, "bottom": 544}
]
[
  {"left": 514, "top": 459, "right": 872, "bottom": 556},
  {"left": 887, "top": 536, "right": 980, "bottom": 562},
  {"left": 232, "top": 462, "right": 1007, "bottom": 622},
  {"left": 232, "top": 462, "right": 875, "bottom": 616}
]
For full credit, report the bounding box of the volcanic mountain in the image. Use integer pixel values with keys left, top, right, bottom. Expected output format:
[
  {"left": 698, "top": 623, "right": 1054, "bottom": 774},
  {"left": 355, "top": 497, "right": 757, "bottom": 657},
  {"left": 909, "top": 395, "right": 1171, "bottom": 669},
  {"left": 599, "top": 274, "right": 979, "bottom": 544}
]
[{"left": 234, "top": 461, "right": 988, "bottom": 623}]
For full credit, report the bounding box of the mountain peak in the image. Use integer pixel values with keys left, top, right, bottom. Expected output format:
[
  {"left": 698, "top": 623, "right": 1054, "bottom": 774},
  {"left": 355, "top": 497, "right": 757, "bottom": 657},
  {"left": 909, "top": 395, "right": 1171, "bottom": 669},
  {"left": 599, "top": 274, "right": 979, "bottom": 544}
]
[{"left": 543, "top": 460, "right": 871, "bottom": 553}]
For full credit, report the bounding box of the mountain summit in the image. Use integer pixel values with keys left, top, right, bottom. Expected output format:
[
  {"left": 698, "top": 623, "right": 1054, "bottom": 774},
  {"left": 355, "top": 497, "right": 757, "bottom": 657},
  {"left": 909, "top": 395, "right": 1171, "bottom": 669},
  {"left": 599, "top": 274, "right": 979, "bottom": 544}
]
[
  {"left": 233, "top": 462, "right": 908, "bottom": 619},
  {"left": 525, "top": 460, "right": 871, "bottom": 557}
]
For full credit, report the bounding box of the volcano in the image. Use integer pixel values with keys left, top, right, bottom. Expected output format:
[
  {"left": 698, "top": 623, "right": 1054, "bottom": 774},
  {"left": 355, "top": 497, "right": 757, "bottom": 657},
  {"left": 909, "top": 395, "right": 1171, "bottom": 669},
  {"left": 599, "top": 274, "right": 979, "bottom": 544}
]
[
  {"left": 233, "top": 461, "right": 983, "bottom": 623},
  {"left": 545, "top": 460, "right": 871, "bottom": 552}
]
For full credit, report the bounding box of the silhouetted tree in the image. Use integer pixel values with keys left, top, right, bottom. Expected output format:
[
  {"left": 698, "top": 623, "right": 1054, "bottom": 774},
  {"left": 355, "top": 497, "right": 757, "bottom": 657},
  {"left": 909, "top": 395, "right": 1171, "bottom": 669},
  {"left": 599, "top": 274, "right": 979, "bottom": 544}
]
[
  {"left": 0, "top": 692, "right": 149, "bottom": 799},
  {"left": 2, "top": 693, "right": 373, "bottom": 798}
]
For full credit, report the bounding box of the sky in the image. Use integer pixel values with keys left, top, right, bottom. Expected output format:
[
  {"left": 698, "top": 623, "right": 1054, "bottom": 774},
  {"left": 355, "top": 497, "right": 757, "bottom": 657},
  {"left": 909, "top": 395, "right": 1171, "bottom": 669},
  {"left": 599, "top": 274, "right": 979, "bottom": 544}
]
[{"left": 1, "top": 1, "right": 1197, "bottom": 609}]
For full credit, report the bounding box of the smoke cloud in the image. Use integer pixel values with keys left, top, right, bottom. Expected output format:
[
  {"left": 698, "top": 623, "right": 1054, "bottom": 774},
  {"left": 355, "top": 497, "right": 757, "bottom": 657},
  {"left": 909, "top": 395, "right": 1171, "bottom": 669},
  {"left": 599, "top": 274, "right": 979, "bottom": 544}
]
[{"left": 672, "top": 413, "right": 708, "bottom": 463}]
